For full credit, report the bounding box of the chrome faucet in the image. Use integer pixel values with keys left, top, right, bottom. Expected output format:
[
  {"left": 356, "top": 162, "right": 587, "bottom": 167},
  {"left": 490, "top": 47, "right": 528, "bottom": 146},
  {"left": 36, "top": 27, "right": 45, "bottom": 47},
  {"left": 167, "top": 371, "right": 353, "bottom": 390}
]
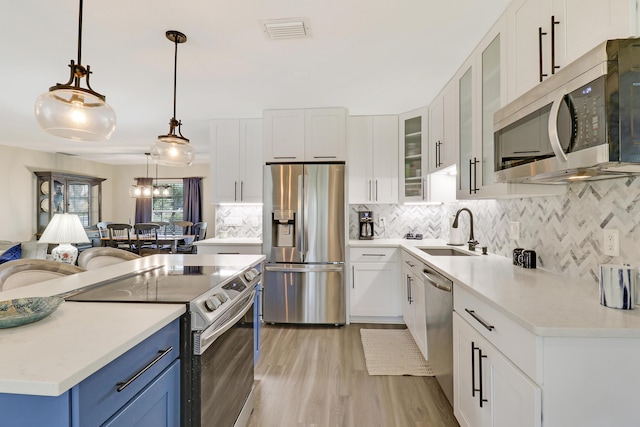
[{"left": 452, "top": 208, "right": 479, "bottom": 251}]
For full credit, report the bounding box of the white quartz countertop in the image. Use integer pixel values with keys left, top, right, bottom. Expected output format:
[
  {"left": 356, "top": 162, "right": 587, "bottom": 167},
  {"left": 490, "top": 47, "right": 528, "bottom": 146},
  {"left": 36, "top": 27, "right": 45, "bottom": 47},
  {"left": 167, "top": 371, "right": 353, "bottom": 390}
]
[
  {"left": 0, "top": 253, "right": 265, "bottom": 396},
  {"left": 350, "top": 239, "right": 640, "bottom": 338},
  {"left": 195, "top": 237, "right": 262, "bottom": 246}
]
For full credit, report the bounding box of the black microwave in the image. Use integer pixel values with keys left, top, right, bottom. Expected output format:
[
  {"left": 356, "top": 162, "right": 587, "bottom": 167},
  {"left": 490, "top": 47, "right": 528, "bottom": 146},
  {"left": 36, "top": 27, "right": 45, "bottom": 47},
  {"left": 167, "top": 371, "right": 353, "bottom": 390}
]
[{"left": 494, "top": 38, "right": 640, "bottom": 184}]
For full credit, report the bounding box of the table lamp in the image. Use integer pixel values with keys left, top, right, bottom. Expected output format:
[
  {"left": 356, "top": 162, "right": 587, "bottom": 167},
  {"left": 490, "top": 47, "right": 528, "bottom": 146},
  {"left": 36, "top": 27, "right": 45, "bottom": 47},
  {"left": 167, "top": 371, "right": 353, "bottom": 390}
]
[{"left": 39, "top": 213, "right": 90, "bottom": 264}]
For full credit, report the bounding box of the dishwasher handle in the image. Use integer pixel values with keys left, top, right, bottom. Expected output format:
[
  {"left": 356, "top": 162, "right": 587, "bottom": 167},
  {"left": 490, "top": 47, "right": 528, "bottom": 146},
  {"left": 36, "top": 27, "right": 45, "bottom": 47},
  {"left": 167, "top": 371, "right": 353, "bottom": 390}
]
[{"left": 422, "top": 267, "right": 452, "bottom": 292}]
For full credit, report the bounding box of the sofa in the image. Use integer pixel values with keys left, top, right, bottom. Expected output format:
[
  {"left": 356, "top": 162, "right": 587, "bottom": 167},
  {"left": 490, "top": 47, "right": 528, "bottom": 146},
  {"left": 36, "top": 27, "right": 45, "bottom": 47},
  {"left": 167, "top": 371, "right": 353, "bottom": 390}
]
[{"left": 0, "top": 240, "right": 48, "bottom": 264}]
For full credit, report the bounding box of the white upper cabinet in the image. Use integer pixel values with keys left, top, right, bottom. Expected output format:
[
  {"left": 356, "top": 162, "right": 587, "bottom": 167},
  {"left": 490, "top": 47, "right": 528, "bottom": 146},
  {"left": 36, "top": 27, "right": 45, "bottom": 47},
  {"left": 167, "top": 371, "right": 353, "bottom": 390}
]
[
  {"left": 210, "top": 119, "right": 263, "bottom": 204},
  {"left": 428, "top": 84, "right": 457, "bottom": 173},
  {"left": 507, "top": 0, "right": 638, "bottom": 102},
  {"left": 263, "top": 108, "right": 347, "bottom": 162},
  {"left": 348, "top": 115, "right": 398, "bottom": 204}
]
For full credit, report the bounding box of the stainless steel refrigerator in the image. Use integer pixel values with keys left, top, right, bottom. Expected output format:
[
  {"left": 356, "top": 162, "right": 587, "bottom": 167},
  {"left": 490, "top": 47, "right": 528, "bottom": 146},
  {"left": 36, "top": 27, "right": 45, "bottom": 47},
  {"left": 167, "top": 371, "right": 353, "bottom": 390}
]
[{"left": 262, "top": 163, "right": 345, "bottom": 324}]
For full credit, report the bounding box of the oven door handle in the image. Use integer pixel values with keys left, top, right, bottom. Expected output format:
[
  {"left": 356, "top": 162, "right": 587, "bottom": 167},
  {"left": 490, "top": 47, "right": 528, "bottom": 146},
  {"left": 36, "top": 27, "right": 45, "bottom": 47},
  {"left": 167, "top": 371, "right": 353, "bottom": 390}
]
[{"left": 198, "top": 291, "right": 255, "bottom": 354}]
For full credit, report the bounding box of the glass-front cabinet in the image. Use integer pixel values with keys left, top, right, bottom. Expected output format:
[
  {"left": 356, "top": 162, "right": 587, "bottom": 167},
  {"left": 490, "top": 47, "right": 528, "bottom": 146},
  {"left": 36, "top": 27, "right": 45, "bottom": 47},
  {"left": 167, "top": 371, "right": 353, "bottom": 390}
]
[
  {"left": 399, "top": 107, "right": 428, "bottom": 202},
  {"left": 35, "top": 172, "right": 105, "bottom": 235}
]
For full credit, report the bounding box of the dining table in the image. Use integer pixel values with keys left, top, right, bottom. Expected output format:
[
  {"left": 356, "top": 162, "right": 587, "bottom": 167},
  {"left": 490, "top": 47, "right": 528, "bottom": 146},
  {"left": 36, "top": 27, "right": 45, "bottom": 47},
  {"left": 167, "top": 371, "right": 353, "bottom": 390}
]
[{"left": 101, "top": 234, "right": 195, "bottom": 254}]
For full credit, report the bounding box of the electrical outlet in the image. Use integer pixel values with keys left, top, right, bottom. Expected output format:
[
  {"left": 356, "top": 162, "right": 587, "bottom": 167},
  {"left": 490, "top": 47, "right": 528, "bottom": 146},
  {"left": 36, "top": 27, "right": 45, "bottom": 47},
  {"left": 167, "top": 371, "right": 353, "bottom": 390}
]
[
  {"left": 509, "top": 221, "right": 520, "bottom": 240},
  {"left": 604, "top": 229, "right": 619, "bottom": 257},
  {"left": 223, "top": 216, "right": 243, "bottom": 227},
  {"left": 379, "top": 217, "right": 386, "bottom": 227}
]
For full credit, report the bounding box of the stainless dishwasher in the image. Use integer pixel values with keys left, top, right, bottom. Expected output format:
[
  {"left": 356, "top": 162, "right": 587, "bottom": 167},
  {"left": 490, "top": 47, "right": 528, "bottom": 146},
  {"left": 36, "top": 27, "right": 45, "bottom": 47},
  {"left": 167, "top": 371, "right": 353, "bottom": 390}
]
[{"left": 422, "top": 264, "right": 454, "bottom": 405}]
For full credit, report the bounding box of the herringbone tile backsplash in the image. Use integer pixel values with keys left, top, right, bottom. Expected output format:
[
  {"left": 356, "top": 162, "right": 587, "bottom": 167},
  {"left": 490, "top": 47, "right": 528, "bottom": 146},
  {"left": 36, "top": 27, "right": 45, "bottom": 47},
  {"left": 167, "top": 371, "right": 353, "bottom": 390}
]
[
  {"left": 219, "top": 176, "right": 640, "bottom": 287},
  {"left": 352, "top": 176, "right": 640, "bottom": 286}
]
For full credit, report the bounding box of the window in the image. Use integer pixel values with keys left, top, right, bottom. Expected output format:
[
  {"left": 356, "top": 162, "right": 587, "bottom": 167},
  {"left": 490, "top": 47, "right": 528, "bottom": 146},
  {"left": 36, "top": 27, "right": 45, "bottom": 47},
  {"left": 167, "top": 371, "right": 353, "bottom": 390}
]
[{"left": 152, "top": 180, "right": 183, "bottom": 234}]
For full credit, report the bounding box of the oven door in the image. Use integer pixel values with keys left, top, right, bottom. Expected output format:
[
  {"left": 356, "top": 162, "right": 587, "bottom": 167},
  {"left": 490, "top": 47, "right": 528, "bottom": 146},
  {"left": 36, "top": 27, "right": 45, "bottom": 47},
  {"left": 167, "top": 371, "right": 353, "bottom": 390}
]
[{"left": 192, "top": 291, "right": 255, "bottom": 427}]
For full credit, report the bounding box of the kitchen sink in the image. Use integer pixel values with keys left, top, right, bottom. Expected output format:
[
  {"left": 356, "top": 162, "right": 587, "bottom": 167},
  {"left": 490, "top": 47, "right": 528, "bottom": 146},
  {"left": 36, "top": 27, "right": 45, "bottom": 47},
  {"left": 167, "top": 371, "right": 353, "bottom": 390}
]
[{"left": 419, "top": 248, "right": 476, "bottom": 256}]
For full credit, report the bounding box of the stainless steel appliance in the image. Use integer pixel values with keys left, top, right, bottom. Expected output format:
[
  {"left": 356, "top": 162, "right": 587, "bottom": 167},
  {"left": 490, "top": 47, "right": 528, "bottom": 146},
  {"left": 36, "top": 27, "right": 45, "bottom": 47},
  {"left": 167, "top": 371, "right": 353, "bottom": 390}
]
[
  {"left": 422, "top": 264, "right": 454, "bottom": 405},
  {"left": 358, "top": 210, "right": 374, "bottom": 240},
  {"left": 64, "top": 262, "right": 263, "bottom": 427},
  {"left": 495, "top": 38, "right": 640, "bottom": 184},
  {"left": 263, "top": 163, "right": 346, "bottom": 324}
]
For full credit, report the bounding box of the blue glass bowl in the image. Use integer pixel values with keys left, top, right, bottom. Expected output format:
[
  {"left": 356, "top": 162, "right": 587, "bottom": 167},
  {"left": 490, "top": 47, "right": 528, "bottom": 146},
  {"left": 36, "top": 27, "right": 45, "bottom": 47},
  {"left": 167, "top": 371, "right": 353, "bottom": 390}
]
[{"left": 0, "top": 297, "right": 64, "bottom": 329}]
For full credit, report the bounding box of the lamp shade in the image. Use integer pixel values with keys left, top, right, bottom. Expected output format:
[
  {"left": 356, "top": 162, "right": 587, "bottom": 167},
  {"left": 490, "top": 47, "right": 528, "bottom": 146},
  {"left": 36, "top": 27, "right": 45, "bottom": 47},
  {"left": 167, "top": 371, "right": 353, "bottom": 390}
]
[
  {"left": 35, "top": 88, "right": 116, "bottom": 141},
  {"left": 39, "top": 213, "right": 90, "bottom": 244},
  {"left": 151, "top": 138, "right": 195, "bottom": 166}
]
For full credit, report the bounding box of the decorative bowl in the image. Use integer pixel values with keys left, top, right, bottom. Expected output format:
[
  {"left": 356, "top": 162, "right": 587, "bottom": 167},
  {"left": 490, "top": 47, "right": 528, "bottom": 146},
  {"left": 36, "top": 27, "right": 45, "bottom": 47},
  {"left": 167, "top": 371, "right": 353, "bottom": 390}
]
[{"left": 0, "top": 297, "right": 64, "bottom": 329}]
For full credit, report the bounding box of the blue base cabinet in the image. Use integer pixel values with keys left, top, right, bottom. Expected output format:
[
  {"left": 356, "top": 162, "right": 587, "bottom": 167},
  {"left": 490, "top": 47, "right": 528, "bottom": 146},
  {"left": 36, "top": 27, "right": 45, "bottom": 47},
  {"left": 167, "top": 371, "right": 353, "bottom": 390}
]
[{"left": 0, "top": 319, "right": 180, "bottom": 427}]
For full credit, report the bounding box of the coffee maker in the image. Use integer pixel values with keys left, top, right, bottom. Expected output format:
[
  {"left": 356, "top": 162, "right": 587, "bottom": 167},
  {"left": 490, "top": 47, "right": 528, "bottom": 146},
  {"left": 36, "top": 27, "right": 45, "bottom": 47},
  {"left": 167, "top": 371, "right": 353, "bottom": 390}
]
[{"left": 358, "top": 211, "right": 374, "bottom": 240}]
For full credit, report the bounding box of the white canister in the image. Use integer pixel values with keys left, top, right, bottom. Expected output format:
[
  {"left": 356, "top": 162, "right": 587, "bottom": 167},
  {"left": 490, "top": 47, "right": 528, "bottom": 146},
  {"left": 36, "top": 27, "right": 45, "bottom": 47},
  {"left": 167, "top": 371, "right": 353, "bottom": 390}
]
[{"left": 599, "top": 264, "right": 636, "bottom": 310}]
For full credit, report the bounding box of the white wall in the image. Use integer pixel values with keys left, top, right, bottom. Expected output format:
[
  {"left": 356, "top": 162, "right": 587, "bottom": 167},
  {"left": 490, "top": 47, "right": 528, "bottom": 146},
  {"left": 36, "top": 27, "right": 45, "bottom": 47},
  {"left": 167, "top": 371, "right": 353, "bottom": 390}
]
[{"left": 0, "top": 145, "right": 115, "bottom": 242}]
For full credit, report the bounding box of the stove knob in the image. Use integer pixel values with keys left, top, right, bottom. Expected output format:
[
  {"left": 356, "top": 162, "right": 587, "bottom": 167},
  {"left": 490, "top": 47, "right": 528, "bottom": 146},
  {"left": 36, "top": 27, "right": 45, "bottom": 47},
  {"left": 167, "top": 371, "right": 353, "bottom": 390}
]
[
  {"left": 216, "top": 292, "right": 229, "bottom": 303},
  {"left": 244, "top": 271, "right": 255, "bottom": 281},
  {"left": 250, "top": 268, "right": 260, "bottom": 277},
  {"left": 204, "top": 296, "right": 222, "bottom": 312}
]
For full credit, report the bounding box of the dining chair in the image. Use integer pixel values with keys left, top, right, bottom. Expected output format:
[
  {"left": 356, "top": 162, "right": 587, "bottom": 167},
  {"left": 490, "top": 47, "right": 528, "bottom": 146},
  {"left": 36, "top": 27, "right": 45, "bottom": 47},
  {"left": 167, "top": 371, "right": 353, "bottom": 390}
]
[
  {"left": 96, "top": 222, "right": 111, "bottom": 239},
  {"left": 0, "top": 259, "right": 85, "bottom": 291},
  {"left": 106, "top": 223, "right": 134, "bottom": 252},
  {"left": 153, "top": 221, "right": 170, "bottom": 235},
  {"left": 134, "top": 223, "right": 170, "bottom": 255},
  {"left": 77, "top": 247, "right": 141, "bottom": 270},
  {"left": 177, "top": 222, "right": 208, "bottom": 254},
  {"left": 174, "top": 220, "right": 193, "bottom": 235},
  {"left": 193, "top": 222, "right": 208, "bottom": 242}
]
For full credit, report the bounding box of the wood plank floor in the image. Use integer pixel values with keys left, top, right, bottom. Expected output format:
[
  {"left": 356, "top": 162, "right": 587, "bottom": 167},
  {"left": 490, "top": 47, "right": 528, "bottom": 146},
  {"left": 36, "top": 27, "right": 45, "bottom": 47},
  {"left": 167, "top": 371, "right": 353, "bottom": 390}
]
[{"left": 247, "top": 323, "right": 460, "bottom": 427}]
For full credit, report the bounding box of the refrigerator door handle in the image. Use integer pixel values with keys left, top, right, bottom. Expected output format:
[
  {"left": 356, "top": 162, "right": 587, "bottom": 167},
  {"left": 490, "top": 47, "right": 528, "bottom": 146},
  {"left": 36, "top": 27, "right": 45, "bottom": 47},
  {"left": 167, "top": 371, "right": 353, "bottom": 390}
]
[
  {"left": 302, "top": 171, "right": 309, "bottom": 262},
  {"left": 296, "top": 172, "right": 305, "bottom": 261},
  {"left": 265, "top": 264, "right": 344, "bottom": 273}
]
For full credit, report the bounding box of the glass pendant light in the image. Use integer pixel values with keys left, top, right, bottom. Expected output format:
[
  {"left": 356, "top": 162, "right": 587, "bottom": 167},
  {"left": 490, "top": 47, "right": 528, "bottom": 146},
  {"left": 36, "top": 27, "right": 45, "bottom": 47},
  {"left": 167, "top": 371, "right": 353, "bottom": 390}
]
[
  {"left": 152, "top": 163, "right": 173, "bottom": 197},
  {"left": 34, "top": 0, "right": 116, "bottom": 141},
  {"left": 129, "top": 154, "right": 154, "bottom": 198},
  {"left": 150, "top": 30, "right": 195, "bottom": 166}
]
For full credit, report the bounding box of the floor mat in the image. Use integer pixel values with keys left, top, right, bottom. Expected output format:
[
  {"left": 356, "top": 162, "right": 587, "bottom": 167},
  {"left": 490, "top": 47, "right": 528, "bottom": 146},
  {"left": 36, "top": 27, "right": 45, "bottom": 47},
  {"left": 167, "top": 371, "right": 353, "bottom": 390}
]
[{"left": 360, "top": 328, "right": 434, "bottom": 376}]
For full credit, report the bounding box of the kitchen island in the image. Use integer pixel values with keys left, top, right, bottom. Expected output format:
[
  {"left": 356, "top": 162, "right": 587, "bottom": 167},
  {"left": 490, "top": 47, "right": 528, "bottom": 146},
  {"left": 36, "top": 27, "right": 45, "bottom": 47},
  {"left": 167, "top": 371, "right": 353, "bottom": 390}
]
[
  {"left": 0, "top": 253, "right": 264, "bottom": 426},
  {"left": 350, "top": 239, "right": 640, "bottom": 427}
]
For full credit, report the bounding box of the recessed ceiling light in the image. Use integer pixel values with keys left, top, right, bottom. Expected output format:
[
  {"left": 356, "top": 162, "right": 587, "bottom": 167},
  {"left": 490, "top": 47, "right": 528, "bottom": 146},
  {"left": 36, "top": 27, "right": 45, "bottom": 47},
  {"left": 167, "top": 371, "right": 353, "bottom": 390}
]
[{"left": 260, "top": 18, "right": 311, "bottom": 40}]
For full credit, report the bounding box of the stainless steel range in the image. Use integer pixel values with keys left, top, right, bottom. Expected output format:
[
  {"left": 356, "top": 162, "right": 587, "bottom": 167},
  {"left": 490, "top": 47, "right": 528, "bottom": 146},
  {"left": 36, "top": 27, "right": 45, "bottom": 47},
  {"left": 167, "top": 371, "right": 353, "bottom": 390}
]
[{"left": 64, "top": 261, "right": 263, "bottom": 427}]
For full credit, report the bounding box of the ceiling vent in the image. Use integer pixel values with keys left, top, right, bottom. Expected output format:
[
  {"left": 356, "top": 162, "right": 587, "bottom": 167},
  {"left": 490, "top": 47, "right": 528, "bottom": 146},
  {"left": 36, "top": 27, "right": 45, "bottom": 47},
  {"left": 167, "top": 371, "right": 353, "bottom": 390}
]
[{"left": 260, "top": 18, "right": 311, "bottom": 40}]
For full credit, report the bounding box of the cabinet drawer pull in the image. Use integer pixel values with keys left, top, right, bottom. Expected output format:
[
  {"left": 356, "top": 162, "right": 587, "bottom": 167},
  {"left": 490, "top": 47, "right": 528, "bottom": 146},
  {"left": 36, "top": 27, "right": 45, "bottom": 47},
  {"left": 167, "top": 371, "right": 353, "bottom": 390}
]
[
  {"left": 273, "top": 156, "right": 297, "bottom": 159},
  {"left": 313, "top": 156, "right": 337, "bottom": 159},
  {"left": 116, "top": 346, "right": 173, "bottom": 392},
  {"left": 465, "top": 309, "right": 495, "bottom": 331},
  {"left": 405, "top": 260, "right": 415, "bottom": 267},
  {"left": 362, "top": 253, "right": 385, "bottom": 257}
]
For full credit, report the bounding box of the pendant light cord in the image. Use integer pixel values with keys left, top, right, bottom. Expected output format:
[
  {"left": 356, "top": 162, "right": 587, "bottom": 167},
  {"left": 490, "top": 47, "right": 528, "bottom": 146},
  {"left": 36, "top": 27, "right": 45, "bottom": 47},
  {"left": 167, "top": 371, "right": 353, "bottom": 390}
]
[
  {"left": 77, "top": 0, "right": 83, "bottom": 66},
  {"left": 172, "top": 36, "right": 178, "bottom": 121}
]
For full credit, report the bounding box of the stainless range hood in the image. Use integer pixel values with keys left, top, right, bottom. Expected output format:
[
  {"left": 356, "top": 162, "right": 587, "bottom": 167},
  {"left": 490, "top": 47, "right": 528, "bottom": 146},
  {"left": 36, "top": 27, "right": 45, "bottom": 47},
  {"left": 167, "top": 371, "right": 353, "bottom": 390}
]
[{"left": 494, "top": 39, "right": 640, "bottom": 184}]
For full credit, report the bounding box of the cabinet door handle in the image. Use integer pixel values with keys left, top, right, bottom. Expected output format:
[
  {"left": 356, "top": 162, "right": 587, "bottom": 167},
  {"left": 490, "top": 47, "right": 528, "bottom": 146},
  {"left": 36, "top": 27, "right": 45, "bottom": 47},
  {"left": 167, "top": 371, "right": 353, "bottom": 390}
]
[
  {"left": 408, "top": 275, "right": 413, "bottom": 304},
  {"left": 234, "top": 181, "right": 238, "bottom": 201},
  {"left": 551, "top": 15, "right": 560, "bottom": 74},
  {"left": 478, "top": 348, "right": 488, "bottom": 408},
  {"left": 471, "top": 342, "right": 478, "bottom": 398},
  {"left": 538, "top": 27, "right": 548, "bottom": 82},
  {"left": 240, "top": 181, "right": 244, "bottom": 201},
  {"left": 352, "top": 266, "right": 355, "bottom": 289},
  {"left": 116, "top": 346, "right": 173, "bottom": 392},
  {"left": 465, "top": 308, "right": 495, "bottom": 331},
  {"left": 472, "top": 157, "right": 479, "bottom": 194},
  {"left": 368, "top": 180, "right": 372, "bottom": 202},
  {"left": 375, "top": 180, "right": 378, "bottom": 202}
]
